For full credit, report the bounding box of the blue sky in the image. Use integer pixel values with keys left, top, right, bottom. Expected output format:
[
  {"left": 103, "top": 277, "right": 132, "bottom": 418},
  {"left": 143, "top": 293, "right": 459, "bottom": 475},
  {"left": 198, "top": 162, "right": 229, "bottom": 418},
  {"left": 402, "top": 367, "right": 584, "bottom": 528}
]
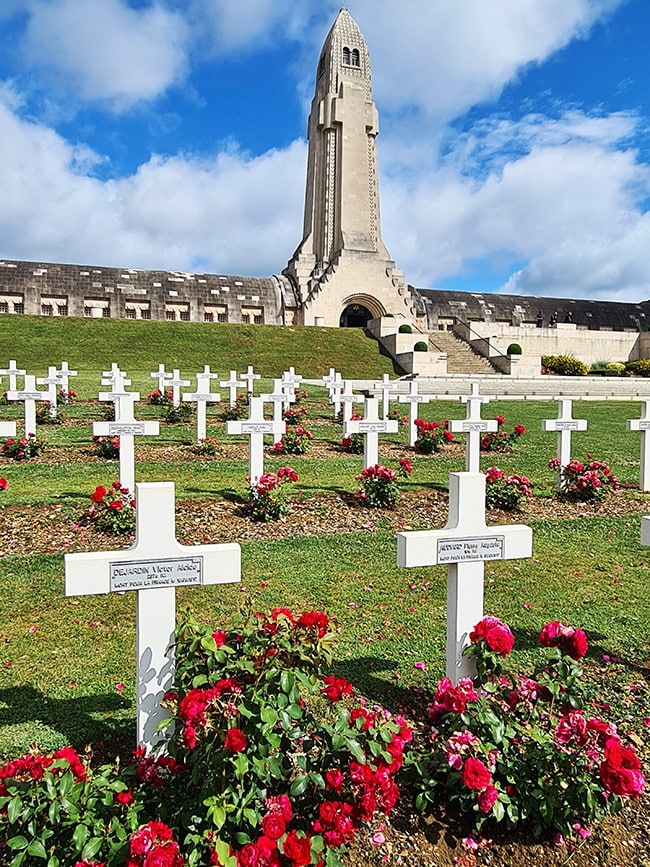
[{"left": 1, "top": 0, "right": 650, "bottom": 302}]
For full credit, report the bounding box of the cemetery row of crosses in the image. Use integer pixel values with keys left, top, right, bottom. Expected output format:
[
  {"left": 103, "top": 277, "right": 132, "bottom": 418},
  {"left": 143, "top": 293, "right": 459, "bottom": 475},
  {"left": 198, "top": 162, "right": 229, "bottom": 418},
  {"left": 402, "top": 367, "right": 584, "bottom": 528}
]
[{"left": 0, "top": 358, "right": 647, "bottom": 865}]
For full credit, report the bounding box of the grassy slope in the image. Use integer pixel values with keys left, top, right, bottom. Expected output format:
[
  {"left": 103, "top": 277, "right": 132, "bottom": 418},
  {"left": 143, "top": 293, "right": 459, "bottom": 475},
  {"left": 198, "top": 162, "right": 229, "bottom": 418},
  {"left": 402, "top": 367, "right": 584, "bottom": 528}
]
[{"left": 0, "top": 315, "right": 394, "bottom": 396}]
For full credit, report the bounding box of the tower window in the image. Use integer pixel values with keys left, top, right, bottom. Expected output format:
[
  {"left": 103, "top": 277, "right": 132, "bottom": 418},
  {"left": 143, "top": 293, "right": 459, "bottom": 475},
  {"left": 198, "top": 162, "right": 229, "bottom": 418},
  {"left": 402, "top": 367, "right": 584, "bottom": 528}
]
[
  {"left": 351, "top": 48, "right": 360, "bottom": 67},
  {"left": 342, "top": 46, "right": 350, "bottom": 65},
  {"left": 342, "top": 47, "right": 360, "bottom": 67}
]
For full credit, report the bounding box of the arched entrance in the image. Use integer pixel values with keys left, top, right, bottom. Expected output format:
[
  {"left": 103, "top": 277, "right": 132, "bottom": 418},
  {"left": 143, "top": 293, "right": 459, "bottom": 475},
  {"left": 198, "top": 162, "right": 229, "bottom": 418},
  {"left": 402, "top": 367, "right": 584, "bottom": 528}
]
[{"left": 339, "top": 303, "right": 374, "bottom": 328}]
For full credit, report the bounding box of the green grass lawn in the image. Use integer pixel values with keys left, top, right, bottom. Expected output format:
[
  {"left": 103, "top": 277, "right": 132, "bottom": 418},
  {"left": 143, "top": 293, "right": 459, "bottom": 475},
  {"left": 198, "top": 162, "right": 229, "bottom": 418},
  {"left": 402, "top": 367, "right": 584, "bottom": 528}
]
[{"left": 1, "top": 323, "right": 649, "bottom": 759}]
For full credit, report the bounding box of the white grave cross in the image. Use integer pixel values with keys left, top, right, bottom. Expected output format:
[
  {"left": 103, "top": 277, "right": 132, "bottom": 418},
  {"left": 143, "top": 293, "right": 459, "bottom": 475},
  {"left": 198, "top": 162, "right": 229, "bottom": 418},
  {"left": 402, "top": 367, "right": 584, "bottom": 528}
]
[
  {"left": 150, "top": 364, "right": 173, "bottom": 396},
  {"left": 220, "top": 370, "right": 241, "bottom": 408},
  {"left": 398, "top": 380, "right": 431, "bottom": 447},
  {"left": 448, "top": 382, "right": 498, "bottom": 472},
  {"left": 373, "top": 374, "right": 397, "bottom": 420},
  {"left": 344, "top": 397, "right": 398, "bottom": 468},
  {"left": 226, "top": 396, "right": 286, "bottom": 481},
  {"left": 239, "top": 366, "right": 261, "bottom": 397},
  {"left": 281, "top": 367, "right": 303, "bottom": 411},
  {"left": 6, "top": 374, "right": 48, "bottom": 435},
  {"left": 182, "top": 367, "right": 221, "bottom": 441},
  {"left": 397, "top": 472, "right": 532, "bottom": 682},
  {"left": 37, "top": 366, "right": 62, "bottom": 419},
  {"left": 65, "top": 482, "right": 241, "bottom": 748},
  {"left": 167, "top": 369, "right": 190, "bottom": 408},
  {"left": 627, "top": 400, "right": 650, "bottom": 492},
  {"left": 102, "top": 364, "right": 131, "bottom": 390},
  {"left": 261, "top": 379, "right": 295, "bottom": 445},
  {"left": 542, "top": 398, "right": 587, "bottom": 490},
  {"left": 0, "top": 360, "right": 26, "bottom": 392},
  {"left": 55, "top": 361, "right": 78, "bottom": 394},
  {"left": 95, "top": 387, "right": 159, "bottom": 493},
  {"left": 337, "top": 381, "right": 358, "bottom": 424}
]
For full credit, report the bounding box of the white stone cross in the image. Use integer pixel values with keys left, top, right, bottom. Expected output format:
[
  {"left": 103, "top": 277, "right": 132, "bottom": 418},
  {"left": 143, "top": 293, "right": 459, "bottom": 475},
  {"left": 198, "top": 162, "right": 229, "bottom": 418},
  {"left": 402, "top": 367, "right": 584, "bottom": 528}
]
[
  {"left": 398, "top": 380, "right": 432, "bottom": 447},
  {"left": 150, "top": 363, "right": 173, "bottom": 396},
  {"left": 239, "top": 365, "right": 261, "bottom": 397},
  {"left": 373, "top": 374, "right": 397, "bottom": 420},
  {"left": 448, "top": 382, "right": 498, "bottom": 472},
  {"left": 344, "top": 397, "right": 398, "bottom": 468},
  {"left": 64, "top": 482, "right": 241, "bottom": 749},
  {"left": 0, "top": 360, "right": 26, "bottom": 392},
  {"left": 327, "top": 374, "right": 345, "bottom": 418},
  {"left": 6, "top": 374, "right": 49, "bottom": 435},
  {"left": 37, "top": 366, "right": 62, "bottom": 419},
  {"left": 542, "top": 398, "right": 588, "bottom": 491},
  {"left": 261, "top": 379, "right": 295, "bottom": 445},
  {"left": 627, "top": 400, "right": 650, "bottom": 492},
  {"left": 337, "top": 381, "right": 358, "bottom": 424},
  {"left": 95, "top": 387, "right": 159, "bottom": 493},
  {"left": 322, "top": 368, "right": 340, "bottom": 390},
  {"left": 55, "top": 361, "right": 78, "bottom": 393},
  {"left": 397, "top": 472, "right": 532, "bottom": 682},
  {"left": 102, "top": 364, "right": 131, "bottom": 390},
  {"left": 182, "top": 368, "right": 221, "bottom": 441},
  {"left": 226, "top": 396, "right": 286, "bottom": 481},
  {"left": 167, "top": 369, "right": 190, "bottom": 408},
  {"left": 220, "top": 370, "right": 241, "bottom": 407},
  {"left": 280, "top": 367, "right": 303, "bottom": 411}
]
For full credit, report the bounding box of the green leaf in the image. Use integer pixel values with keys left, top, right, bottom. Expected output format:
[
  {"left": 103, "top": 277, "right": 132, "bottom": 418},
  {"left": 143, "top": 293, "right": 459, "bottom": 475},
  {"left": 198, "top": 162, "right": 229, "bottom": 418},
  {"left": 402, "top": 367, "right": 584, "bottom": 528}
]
[
  {"left": 81, "top": 837, "right": 104, "bottom": 860},
  {"left": 290, "top": 774, "right": 309, "bottom": 797},
  {"left": 7, "top": 797, "right": 22, "bottom": 824},
  {"left": 47, "top": 801, "right": 60, "bottom": 824},
  {"left": 6, "top": 836, "right": 28, "bottom": 851},
  {"left": 9, "top": 852, "right": 26, "bottom": 867},
  {"left": 213, "top": 838, "right": 231, "bottom": 866},
  {"left": 260, "top": 706, "right": 278, "bottom": 725},
  {"left": 346, "top": 738, "right": 366, "bottom": 763},
  {"left": 209, "top": 804, "right": 226, "bottom": 831},
  {"left": 72, "top": 824, "right": 89, "bottom": 851},
  {"left": 27, "top": 839, "right": 47, "bottom": 859}
]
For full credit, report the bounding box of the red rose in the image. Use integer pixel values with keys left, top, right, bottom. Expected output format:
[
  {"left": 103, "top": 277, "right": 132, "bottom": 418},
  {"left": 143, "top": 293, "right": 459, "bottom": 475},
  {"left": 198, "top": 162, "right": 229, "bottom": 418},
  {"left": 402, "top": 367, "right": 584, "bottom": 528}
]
[
  {"left": 282, "top": 831, "right": 312, "bottom": 866},
  {"left": 261, "top": 812, "right": 286, "bottom": 840},
  {"left": 224, "top": 727, "right": 247, "bottom": 753},
  {"left": 567, "top": 628, "right": 588, "bottom": 660},
  {"left": 212, "top": 630, "right": 227, "bottom": 647},
  {"left": 116, "top": 789, "right": 134, "bottom": 805},
  {"left": 461, "top": 757, "right": 492, "bottom": 791},
  {"left": 599, "top": 738, "right": 645, "bottom": 797},
  {"left": 325, "top": 768, "right": 345, "bottom": 792},
  {"left": 321, "top": 675, "right": 354, "bottom": 701},
  {"left": 91, "top": 485, "right": 107, "bottom": 503},
  {"left": 0, "top": 478, "right": 7, "bottom": 490},
  {"left": 477, "top": 784, "right": 499, "bottom": 813}
]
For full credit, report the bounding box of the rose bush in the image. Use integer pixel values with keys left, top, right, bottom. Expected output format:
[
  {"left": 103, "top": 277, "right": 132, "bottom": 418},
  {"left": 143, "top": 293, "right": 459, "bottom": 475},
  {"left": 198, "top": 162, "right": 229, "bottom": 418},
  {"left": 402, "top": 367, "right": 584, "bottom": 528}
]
[
  {"left": 272, "top": 427, "right": 313, "bottom": 456},
  {"left": 355, "top": 459, "right": 413, "bottom": 508},
  {"left": 86, "top": 481, "right": 136, "bottom": 535},
  {"left": 549, "top": 456, "right": 620, "bottom": 501},
  {"left": 480, "top": 417, "right": 526, "bottom": 452},
  {"left": 407, "top": 616, "right": 645, "bottom": 841},
  {"left": 246, "top": 467, "right": 298, "bottom": 521},
  {"left": 484, "top": 466, "right": 533, "bottom": 511},
  {"left": 1, "top": 433, "right": 46, "bottom": 461},
  {"left": 413, "top": 419, "right": 453, "bottom": 454},
  {"left": 93, "top": 435, "right": 120, "bottom": 459}
]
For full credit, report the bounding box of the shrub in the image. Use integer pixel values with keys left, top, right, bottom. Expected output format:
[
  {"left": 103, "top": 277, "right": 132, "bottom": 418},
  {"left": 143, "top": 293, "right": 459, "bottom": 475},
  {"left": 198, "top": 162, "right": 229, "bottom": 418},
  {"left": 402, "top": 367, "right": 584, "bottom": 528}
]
[
  {"left": 246, "top": 467, "right": 298, "bottom": 521},
  {"left": 604, "top": 362, "right": 625, "bottom": 375},
  {"left": 1, "top": 433, "right": 46, "bottom": 460},
  {"left": 190, "top": 437, "right": 219, "bottom": 456},
  {"left": 398, "top": 323, "right": 412, "bottom": 333},
  {"left": 147, "top": 388, "right": 172, "bottom": 406},
  {"left": 219, "top": 393, "right": 250, "bottom": 421},
  {"left": 541, "top": 355, "right": 588, "bottom": 376},
  {"left": 87, "top": 481, "right": 136, "bottom": 535},
  {"left": 409, "top": 616, "right": 645, "bottom": 840},
  {"left": 413, "top": 341, "right": 428, "bottom": 352},
  {"left": 340, "top": 433, "right": 364, "bottom": 454},
  {"left": 273, "top": 426, "right": 313, "bottom": 455},
  {"left": 35, "top": 402, "right": 63, "bottom": 425},
  {"left": 388, "top": 407, "right": 409, "bottom": 426},
  {"left": 414, "top": 419, "right": 453, "bottom": 454},
  {"left": 283, "top": 404, "right": 308, "bottom": 424},
  {"left": 484, "top": 467, "right": 533, "bottom": 510},
  {"left": 93, "top": 435, "right": 120, "bottom": 459},
  {"left": 480, "top": 417, "right": 525, "bottom": 452},
  {"left": 626, "top": 359, "right": 650, "bottom": 377},
  {"left": 58, "top": 387, "right": 77, "bottom": 405},
  {"left": 549, "top": 456, "right": 620, "bottom": 501},
  {"left": 164, "top": 403, "right": 194, "bottom": 424},
  {"left": 356, "top": 459, "right": 412, "bottom": 508},
  {"left": 159, "top": 607, "right": 409, "bottom": 865},
  {"left": 506, "top": 343, "right": 522, "bottom": 355}
]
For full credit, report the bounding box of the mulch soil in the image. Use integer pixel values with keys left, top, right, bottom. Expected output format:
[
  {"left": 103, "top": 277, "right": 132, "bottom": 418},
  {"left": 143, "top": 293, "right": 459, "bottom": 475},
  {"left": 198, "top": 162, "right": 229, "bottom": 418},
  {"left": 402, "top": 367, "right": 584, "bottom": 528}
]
[{"left": 1, "top": 443, "right": 649, "bottom": 866}]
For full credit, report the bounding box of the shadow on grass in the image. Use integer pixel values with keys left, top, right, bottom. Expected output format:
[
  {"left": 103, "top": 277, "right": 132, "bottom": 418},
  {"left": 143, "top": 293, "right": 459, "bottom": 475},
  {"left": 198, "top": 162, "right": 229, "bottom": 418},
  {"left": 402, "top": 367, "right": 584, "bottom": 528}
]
[
  {"left": 0, "top": 685, "right": 133, "bottom": 752},
  {"left": 335, "top": 655, "right": 433, "bottom": 715}
]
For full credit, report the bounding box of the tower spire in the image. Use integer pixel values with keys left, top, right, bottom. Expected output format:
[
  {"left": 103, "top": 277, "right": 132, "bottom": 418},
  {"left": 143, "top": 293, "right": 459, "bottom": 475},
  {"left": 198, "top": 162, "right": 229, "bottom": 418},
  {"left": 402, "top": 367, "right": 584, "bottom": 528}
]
[{"left": 284, "top": 9, "right": 424, "bottom": 328}]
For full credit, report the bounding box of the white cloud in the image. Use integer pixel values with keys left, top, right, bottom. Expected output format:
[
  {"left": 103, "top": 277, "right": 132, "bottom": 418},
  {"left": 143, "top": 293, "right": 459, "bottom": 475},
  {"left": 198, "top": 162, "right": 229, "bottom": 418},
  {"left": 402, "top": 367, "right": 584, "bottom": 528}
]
[
  {"left": 0, "top": 94, "right": 305, "bottom": 273},
  {"left": 21, "top": 0, "right": 189, "bottom": 109},
  {"left": 379, "top": 111, "right": 650, "bottom": 301}
]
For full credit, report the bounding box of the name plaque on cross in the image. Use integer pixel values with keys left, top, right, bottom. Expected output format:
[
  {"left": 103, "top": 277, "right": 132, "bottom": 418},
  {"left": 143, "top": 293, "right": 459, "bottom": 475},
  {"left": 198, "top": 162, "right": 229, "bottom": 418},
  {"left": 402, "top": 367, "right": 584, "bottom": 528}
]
[
  {"left": 110, "top": 557, "right": 203, "bottom": 592},
  {"left": 241, "top": 422, "right": 273, "bottom": 433},
  {"left": 107, "top": 423, "right": 146, "bottom": 436},
  {"left": 638, "top": 422, "right": 650, "bottom": 431},
  {"left": 459, "top": 422, "right": 489, "bottom": 432},
  {"left": 554, "top": 421, "right": 579, "bottom": 430},
  {"left": 359, "top": 422, "right": 388, "bottom": 433},
  {"left": 437, "top": 536, "right": 505, "bottom": 563}
]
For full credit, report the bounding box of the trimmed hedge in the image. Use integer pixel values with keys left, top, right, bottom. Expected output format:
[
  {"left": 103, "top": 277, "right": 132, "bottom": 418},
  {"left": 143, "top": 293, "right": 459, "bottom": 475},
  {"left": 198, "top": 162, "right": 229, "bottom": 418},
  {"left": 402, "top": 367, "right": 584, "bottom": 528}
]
[
  {"left": 507, "top": 343, "right": 522, "bottom": 355},
  {"left": 541, "top": 355, "right": 589, "bottom": 376},
  {"left": 414, "top": 341, "right": 428, "bottom": 352},
  {"left": 398, "top": 324, "right": 413, "bottom": 333}
]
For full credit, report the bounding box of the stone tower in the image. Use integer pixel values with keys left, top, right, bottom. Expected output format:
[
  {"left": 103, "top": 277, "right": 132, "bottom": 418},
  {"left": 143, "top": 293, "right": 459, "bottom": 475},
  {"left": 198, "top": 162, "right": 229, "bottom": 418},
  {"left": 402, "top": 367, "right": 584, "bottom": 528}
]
[{"left": 284, "top": 8, "right": 424, "bottom": 328}]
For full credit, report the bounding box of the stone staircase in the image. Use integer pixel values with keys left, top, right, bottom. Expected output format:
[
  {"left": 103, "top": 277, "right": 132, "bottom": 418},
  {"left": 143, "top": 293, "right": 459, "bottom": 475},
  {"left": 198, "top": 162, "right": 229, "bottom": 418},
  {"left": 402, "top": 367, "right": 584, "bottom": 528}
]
[{"left": 426, "top": 330, "right": 498, "bottom": 375}]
